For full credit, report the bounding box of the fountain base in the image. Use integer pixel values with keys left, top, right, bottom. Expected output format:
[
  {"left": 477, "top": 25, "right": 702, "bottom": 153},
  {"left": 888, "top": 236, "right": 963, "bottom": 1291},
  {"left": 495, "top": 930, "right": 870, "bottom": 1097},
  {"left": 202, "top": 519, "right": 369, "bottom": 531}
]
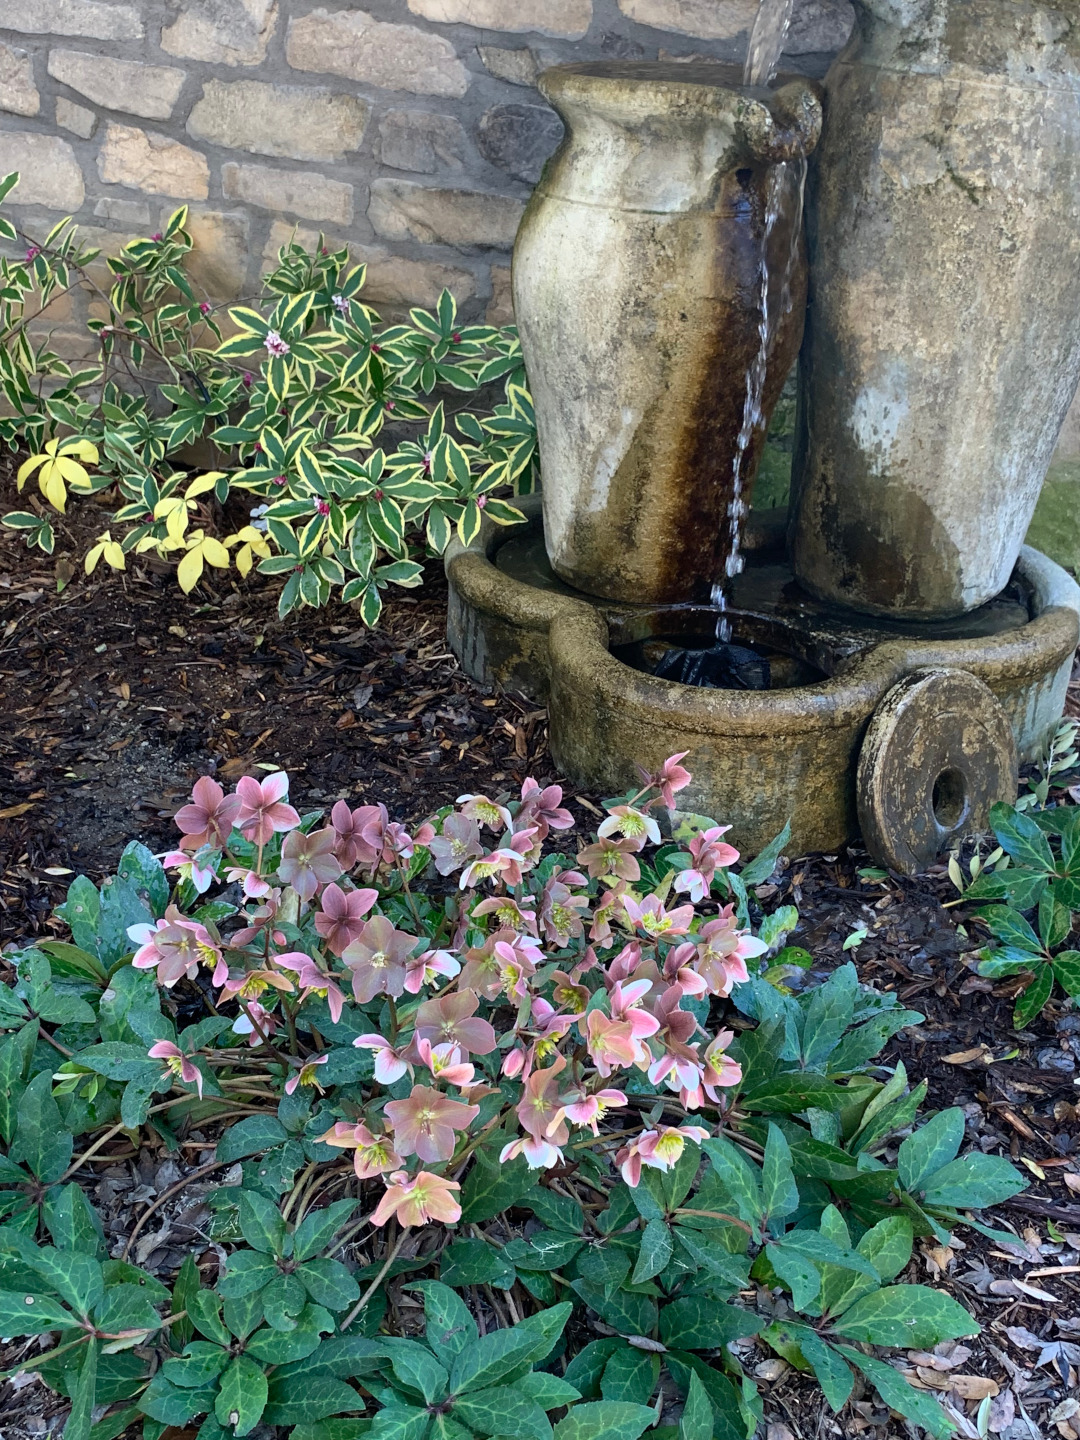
[{"left": 445, "top": 495, "right": 1080, "bottom": 867}]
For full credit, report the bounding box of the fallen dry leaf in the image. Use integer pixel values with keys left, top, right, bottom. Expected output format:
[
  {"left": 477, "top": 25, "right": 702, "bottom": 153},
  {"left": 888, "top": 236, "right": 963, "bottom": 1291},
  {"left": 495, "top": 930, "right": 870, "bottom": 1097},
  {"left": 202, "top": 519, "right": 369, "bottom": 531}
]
[
  {"left": 0, "top": 802, "right": 35, "bottom": 819},
  {"left": 908, "top": 1345, "right": 973, "bottom": 1371},
  {"left": 943, "top": 1045, "right": 993, "bottom": 1065}
]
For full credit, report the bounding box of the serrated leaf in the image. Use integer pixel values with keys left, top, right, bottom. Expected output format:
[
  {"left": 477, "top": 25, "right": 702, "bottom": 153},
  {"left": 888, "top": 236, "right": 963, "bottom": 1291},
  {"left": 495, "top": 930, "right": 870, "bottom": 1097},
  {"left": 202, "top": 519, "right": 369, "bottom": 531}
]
[
  {"left": 834, "top": 1345, "right": 952, "bottom": 1440},
  {"left": 452, "top": 1386, "right": 553, "bottom": 1440},
  {"left": 762, "top": 1124, "right": 799, "bottom": 1226},
  {"left": 599, "top": 1347, "right": 658, "bottom": 1407},
  {"left": 658, "top": 1296, "right": 761, "bottom": 1350}
]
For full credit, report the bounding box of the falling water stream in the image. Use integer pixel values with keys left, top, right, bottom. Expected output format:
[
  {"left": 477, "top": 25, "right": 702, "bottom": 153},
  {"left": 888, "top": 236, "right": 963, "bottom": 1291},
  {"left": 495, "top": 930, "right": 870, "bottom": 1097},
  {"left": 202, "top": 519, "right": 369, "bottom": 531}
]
[{"left": 744, "top": 0, "right": 797, "bottom": 87}]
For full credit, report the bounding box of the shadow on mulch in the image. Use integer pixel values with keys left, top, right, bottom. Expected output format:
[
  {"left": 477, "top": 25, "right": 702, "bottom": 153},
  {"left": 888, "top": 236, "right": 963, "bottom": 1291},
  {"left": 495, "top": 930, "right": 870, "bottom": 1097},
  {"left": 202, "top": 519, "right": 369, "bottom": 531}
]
[{"left": 2, "top": 497, "right": 1080, "bottom": 1439}]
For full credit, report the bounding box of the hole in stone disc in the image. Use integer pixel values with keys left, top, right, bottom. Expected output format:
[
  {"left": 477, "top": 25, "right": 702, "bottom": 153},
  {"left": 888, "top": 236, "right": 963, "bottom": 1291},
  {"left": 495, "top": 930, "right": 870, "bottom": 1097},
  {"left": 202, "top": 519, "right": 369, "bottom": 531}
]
[{"left": 931, "top": 767, "right": 969, "bottom": 830}]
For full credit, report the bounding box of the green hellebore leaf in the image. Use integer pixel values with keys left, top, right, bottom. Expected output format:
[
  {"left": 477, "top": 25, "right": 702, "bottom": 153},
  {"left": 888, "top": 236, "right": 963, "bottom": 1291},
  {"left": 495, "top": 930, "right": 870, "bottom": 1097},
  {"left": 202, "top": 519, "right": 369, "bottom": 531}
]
[
  {"left": 552, "top": 1402, "right": 658, "bottom": 1440},
  {"left": 831, "top": 1284, "right": 978, "bottom": 1348},
  {"left": 897, "top": 1109, "right": 964, "bottom": 1194},
  {"left": 215, "top": 1356, "right": 269, "bottom": 1438}
]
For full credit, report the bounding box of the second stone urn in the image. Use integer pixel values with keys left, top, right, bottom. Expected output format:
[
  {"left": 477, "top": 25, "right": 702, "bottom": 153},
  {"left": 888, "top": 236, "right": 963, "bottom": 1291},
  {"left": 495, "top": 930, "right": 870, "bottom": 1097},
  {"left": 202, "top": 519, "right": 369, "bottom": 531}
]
[
  {"left": 790, "top": 0, "right": 1080, "bottom": 620},
  {"left": 513, "top": 62, "right": 822, "bottom": 604}
]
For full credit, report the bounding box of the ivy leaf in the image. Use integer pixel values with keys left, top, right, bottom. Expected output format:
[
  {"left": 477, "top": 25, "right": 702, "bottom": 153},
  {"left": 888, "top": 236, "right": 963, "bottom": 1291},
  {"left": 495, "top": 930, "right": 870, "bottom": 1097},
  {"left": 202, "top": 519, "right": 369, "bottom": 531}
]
[
  {"left": 449, "top": 1328, "right": 542, "bottom": 1395},
  {"left": 1014, "top": 964, "right": 1054, "bottom": 1028},
  {"left": 263, "top": 1375, "right": 363, "bottom": 1424},
  {"left": 761, "top": 1124, "right": 800, "bottom": 1227},
  {"left": 162, "top": 1342, "right": 230, "bottom": 1388},
  {"left": 897, "top": 1110, "right": 964, "bottom": 1193},
  {"left": 215, "top": 1356, "right": 269, "bottom": 1437},
  {"left": 834, "top": 1345, "right": 952, "bottom": 1440},
  {"left": 988, "top": 802, "right": 1056, "bottom": 872},
  {"left": 460, "top": 1150, "right": 538, "bottom": 1221},
  {"left": 831, "top": 1285, "right": 978, "bottom": 1346},
  {"left": 299, "top": 1257, "right": 361, "bottom": 1312},
  {"left": 237, "top": 1189, "right": 287, "bottom": 1257},
  {"left": 410, "top": 1281, "right": 478, "bottom": 1366},
  {"left": 217, "top": 1248, "right": 279, "bottom": 1299},
  {"left": 452, "top": 1386, "right": 554, "bottom": 1439},
  {"left": 553, "top": 1403, "right": 658, "bottom": 1440},
  {"left": 217, "top": 1115, "right": 289, "bottom": 1164},
  {"left": 518, "top": 1373, "right": 581, "bottom": 1409},
  {"left": 294, "top": 1198, "right": 358, "bottom": 1263},
  {"left": 631, "top": 1218, "right": 673, "bottom": 1284},
  {"left": 678, "top": 1371, "right": 712, "bottom": 1440},
  {"left": 440, "top": 1238, "right": 515, "bottom": 1290},
  {"left": 571, "top": 1280, "right": 657, "bottom": 1339},
  {"left": 659, "top": 1297, "right": 761, "bottom": 1350},
  {"left": 919, "top": 1154, "right": 1027, "bottom": 1210}
]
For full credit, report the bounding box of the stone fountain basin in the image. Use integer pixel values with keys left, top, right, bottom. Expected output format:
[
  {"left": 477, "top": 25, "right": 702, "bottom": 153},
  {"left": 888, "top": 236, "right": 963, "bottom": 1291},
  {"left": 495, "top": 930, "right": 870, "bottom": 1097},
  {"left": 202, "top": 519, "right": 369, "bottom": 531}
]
[{"left": 446, "top": 494, "right": 1080, "bottom": 855}]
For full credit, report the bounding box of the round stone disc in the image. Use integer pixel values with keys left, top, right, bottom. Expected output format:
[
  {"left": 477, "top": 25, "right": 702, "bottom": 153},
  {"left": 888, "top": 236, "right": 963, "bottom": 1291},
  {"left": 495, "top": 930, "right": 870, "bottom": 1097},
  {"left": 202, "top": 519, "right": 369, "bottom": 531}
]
[{"left": 857, "top": 667, "right": 1018, "bottom": 875}]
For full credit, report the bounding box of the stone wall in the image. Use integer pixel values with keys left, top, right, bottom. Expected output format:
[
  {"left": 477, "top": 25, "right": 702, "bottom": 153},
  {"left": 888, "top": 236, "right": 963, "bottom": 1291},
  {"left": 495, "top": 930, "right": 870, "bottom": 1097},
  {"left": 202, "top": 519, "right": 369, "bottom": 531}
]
[{"left": 0, "top": 0, "right": 854, "bottom": 350}]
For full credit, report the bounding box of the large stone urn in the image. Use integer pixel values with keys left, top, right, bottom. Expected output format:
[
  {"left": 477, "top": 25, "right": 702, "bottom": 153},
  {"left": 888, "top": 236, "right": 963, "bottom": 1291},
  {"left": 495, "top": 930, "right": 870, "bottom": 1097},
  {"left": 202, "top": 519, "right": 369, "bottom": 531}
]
[
  {"left": 513, "top": 62, "right": 822, "bottom": 604},
  {"left": 790, "top": 0, "right": 1080, "bottom": 620}
]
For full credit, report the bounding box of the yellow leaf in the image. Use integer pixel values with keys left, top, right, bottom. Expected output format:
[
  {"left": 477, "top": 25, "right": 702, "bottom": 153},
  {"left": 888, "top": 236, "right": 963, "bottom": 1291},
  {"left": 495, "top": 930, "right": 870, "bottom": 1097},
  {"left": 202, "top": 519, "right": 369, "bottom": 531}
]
[
  {"left": 43, "top": 438, "right": 59, "bottom": 457},
  {"left": 153, "top": 496, "right": 185, "bottom": 520},
  {"left": 85, "top": 543, "right": 103, "bottom": 575},
  {"left": 176, "top": 546, "right": 204, "bottom": 593},
  {"left": 53, "top": 456, "right": 89, "bottom": 488},
  {"left": 134, "top": 534, "right": 162, "bottom": 555},
  {"left": 185, "top": 472, "right": 225, "bottom": 499},
  {"left": 201, "top": 536, "right": 230, "bottom": 568},
  {"left": 104, "top": 542, "right": 126, "bottom": 570},
  {"left": 235, "top": 544, "right": 253, "bottom": 578},
  {"left": 63, "top": 439, "right": 98, "bottom": 464},
  {"left": 39, "top": 461, "right": 67, "bottom": 513},
  {"left": 15, "top": 454, "right": 45, "bottom": 489}
]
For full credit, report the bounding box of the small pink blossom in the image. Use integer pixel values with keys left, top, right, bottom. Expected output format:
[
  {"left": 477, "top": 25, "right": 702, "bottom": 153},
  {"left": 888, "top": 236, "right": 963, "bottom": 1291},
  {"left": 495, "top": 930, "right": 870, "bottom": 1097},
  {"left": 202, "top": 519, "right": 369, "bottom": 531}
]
[
  {"left": 637, "top": 752, "right": 692, "bottom": 810},
  {"left": 161, "top": 848, "right": 218, "bottom": 895},
  {"left": 277, "top": 826, "right": 342, "bottom": 901},
  {"left": 621, "top": 893, "right": 695, "bottom": 938},
  {"left": 429, "top": 813, "right": 484, "bottom": 877},
  {"left": 550, "top": 1087, "right": 626, "bottom": 1137},
  {"left": 456, "top": 793, "right": 512, "bottom": 832},
  {"left": 500, "top": 1133, "right": 563, "bottom": 1170},
  {"left": 148, "top": 1040, "right": 203, "bottom": 1097},
  {"left": 371, "top": 1170, "right": 461, "bottom": 1228},
  {"left": 263, "top": 329, "right": 290, "bottom": 358},
  {"left": 235, "top": 772, "right": 300, "bottom": 845},
  {"left": 384, "top": 1084, "right": 479, "bottom": 1163},
  {"left": 225, "top": 865, "right": 272, "bottom": 899},
  {"left": 274, "top": 951, "right": 347, "bottom": 1024},
  {"left": 341, "top": 915, "right": 418, "bottom": 1003},
  {"left": 598, "top": 805, "right": 661, "bottom": 847},
  {"left": 314, "top": 882, "right": 378, "bottom": 955},
  {"left": 416, "top": 1038, "right": 475, "bottom": 1088},
  {"left": 404, "top": 947, "right": 460, "bottom": 994},
  {"left": 318, "top": 1120, "right": 402, "bottom": 1179},
  {"left": 173, "top": 776, "right": 241, "bottom": 849},
  {"left": 414, "top": 990, "right": 496, "bottom": 1055},
  {"left": 284, "top": 1053, "right": 328, "bottom": 1094},
  {"left": 231, "top": 1000, "right": 277, "bottom": 1045},
  {"left": 616, "top": 1124, "right": 709, "bottom": 1187},
  {"left": 354, "top": 1032, "right": 412, "bottom": 1084},
  {"left": 331, "top": 801, "right": 382, "bottom": 869},
  {"left": 129, "top": 907, "right": 221, "bottom": 987},
  {"left": 516, "top": 779, "right": 574, "bottom": 840}
]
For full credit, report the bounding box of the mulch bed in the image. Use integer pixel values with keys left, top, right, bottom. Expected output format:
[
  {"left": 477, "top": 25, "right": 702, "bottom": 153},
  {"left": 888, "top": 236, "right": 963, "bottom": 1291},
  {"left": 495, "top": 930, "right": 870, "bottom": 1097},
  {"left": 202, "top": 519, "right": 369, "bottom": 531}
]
[{"left": 3, "top": 491, "right": 1080, "bottom": 1440}]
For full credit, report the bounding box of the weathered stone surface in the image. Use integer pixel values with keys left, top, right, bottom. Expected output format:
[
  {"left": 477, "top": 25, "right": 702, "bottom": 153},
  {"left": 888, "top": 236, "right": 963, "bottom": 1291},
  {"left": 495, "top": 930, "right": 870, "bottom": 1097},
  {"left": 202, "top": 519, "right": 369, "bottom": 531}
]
[
  {"left": 187, "top": 80, "right": 369, "bottom": 161},
  {"left": 477, "top": 103, "right": 563, "bottom": 183},
  {"left": 792, "top": 0, "right": 1080, "bottom": 618},
  {"left": 98, "top": 123, "right": 210, "bottom": 199},
  {"left": 369, "top": 180, "right": 523, "bottom": 247},
  {"left": 48, "top": 50, "right": 186, "bottom": 120},
  {"left": 161, "top": 0, "right": 277, "bottom": 67},
  {"left": 786, "top": 0, "right": 854, "bottom": 53},
  {"left": 0, "top": 43, "right": 39, "bottom": 117},
  {"left": 617, "top": 0, "right": 757, "bottom": 40},
  {"left": 56, "top": 96, "right": 95, "bottom": 137},
  {"left": 478, "top": 46, "right": 539, "bottom": 87},
  {"left": 486, "top": 264, "right": 513, "bottom": 324},
  {"left": 5, "top": 0, "right": 143, "bottom": 40},
  {"left": 94, "top": 195, "right": 150, "bottom": 226},
  {"left": 287, "top": 9, "right": 468, "bottom": 98},
  {"left": 378, "top": 110, "right": 467, "bottom": 173},
  {"left": 407, "top": 0, "right": 591, "bottom": 40},
  {"left": 1, "top": 131, "right": 84, "bottom": 208},
  {"left": 1059, "top": 387, "right": 1080, "bottom": 459},
  {"left": 222, "top": 161, "right": 354, "bottom": 225},
  {"left": 262, "top": 221, "right": 475, "bottom": 307},
  {"left": 178, "top": 209, "right": 250, "bottom": 299}
]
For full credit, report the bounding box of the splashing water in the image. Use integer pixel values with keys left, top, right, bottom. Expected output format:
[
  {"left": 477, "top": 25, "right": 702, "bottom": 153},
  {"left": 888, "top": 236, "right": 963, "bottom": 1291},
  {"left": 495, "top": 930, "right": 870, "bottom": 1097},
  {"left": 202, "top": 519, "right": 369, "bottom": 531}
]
[{"left": 743, "top": 0, "right": 797, "bottom": 87}]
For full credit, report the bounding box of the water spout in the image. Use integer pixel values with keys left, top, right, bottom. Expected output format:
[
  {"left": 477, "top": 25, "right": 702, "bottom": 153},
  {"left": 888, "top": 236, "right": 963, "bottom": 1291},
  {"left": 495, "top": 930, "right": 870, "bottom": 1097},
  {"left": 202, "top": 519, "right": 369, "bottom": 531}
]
[{"left": 744, "top": 0, "right": 797, "bottom": 88}]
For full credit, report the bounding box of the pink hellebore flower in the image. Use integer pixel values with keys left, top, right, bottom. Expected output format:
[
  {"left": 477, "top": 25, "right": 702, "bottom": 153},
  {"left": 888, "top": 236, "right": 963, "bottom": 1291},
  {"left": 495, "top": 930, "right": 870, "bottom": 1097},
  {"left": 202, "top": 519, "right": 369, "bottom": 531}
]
[
  {"left": 598, "top": 804, "right": 661, "bottom": 847},
  {"left": 173, "top": 776, "right": 241, "bottom": 849},
  {"left": 500, "top": 1133, "right": 564, "bottom": 1170},
  {"left": 701, "top": 1029, "right": 743, "bottom": 1101},
  {"left": 354, "top": 1032, "right": 413, "bottom": 1085},
  {"left": 318, "top": 1120, "right": 402, "bottom": 1179},
  {"left": 384, "top": 1084, "right": 480, "bottom": 1163},
  {"left": 585, "top": 1011, "right": 640, "bottom": 1077},
  {"left": 284, "top": 1053, "right": 328, "bottom": 1094},
  {"left": 459, "top": 828, "right": 538, "bottom": 890},
  {"left": 341, "top": 915, "right": 418, "bottom": 1003},
  {"left": 550, "top": 1087, "right": 626, "bottom": 1137},
  {"left": 416, "top": 1038, "right": 475, "bottom": 1088},
  {"left": 429, "top": 813, "right": 484, "bottom": 877},
  {"left": 414, "top": 989, "right": 497, "bottom": 1055},
  {"left": 331, "top": 801, "right": 382, "bottom": 870},
  {"left": 694, "top": 909, "right": 767, "bottom": 996},
  {"left": 162, "top": 848, "right": 218, "bottom": 895},
  {"left": 403, "top": 948, "right": 460, "bottom": 995},
  {"left": 616, "top": 1124, "right": 709, "bottom": 1187},
  {"left": 637, "top": 751, "right": 692, "bottom": 811},
  {"left": 231, "top": 1000, "right": 277, "bottom": 1045},
  {"left": 314, "top": 882, "right": 378, "bottom": 955},
  {"left": 673, "top": 825, "right": 741, "bottom": 903},
  {"left": 277, "top": 827, "right": 342, "bottom": 901},
  {"left": 225, "top": 865, "right": 272, "bottom": 899},
  {"left": 129, "top": 907, "right": 221, "bottom": 987},
  {"left": 274, "top": 951, "right": 347, "bottom": 1024},
  {"left": 621, "top": 894, "right": 695, "bottom": 938},
  {"left": 515, "top": 1054, "right": 569, "bottom": 1149},
  {"left": 576, "top": 837, "right": 641, "bottom": 886},
  {"left": 456, "top": 793, "right": 512, "bottom": 833},
  {"left": 372, "top": 1170, "right": 461, "bottom": 1228},
  {"left": 235, "top": 772, "right": 300, "bottom": 846},
  {"left": 148, "top": 1040, "right": 203, "bottom": 1098},
  {"left": 516, "top": 779, "right": 574, "bottom": 841}
]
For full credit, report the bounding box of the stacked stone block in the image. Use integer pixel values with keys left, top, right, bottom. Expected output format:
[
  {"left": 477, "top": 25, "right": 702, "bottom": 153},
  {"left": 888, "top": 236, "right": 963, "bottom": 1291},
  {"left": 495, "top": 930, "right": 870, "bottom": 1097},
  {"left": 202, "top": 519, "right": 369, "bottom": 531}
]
[{"left": 0, "top": 0, "right": 853, "bottom": 355}]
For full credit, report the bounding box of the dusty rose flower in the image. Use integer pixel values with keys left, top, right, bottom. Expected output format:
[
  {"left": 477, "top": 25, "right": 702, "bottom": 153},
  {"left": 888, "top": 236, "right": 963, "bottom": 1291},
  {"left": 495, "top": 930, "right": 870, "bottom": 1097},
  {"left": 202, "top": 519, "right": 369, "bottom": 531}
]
[
  {"left": 384, "top": 1084, "right": 479, "bottom": 1163},
  {"left": 173, "top": 776, "right": 242, "bottom": 849},
  {"left": 621, "top": 894, "right": 694, "bottom": 938},
  {"left": 598, "top": 804, "right": 661, "bottom": 847},
  {"left": 636, "top": 751, "right": 692, "bottom": 810},
  {"left": 416, "top": 1039, "right": 474, "bottom": 1088},
  {"left": 429, "top": 813, "right": 484, "bottom": 876},
  {"left": 585, "top": 1012, "right": 639, "bottom": 1077},
  {"left": 460, "top": 828, "right": 538, "bottom": 889},
  {"left": 693, "top": 909, "right": 766, "bottom": 996},
  {"left": 285, "top": 1053, "right": 328, "bottom": 1095},
  {"left": 472, "top": 895, "right": 539, "bottom": 936},
  {"left": 225, "top": 865, "right": 272, "bottom": 900},
  {"left": 672, "top": 825, "right": 741, "bottom": 902},
  {"left": 516, "top": 1054, "right": 568, "bottom": 1146},
  {"left": 148, "top": 1040, "right": 203, "bottom": 1097},
  {"left": 577, "top": 837, "right": 641, "bottom": 885},
  {"left": 219, "top": 965, "right": 295, "bottom": 1003},
  {"left": 500, "top": 1132, "right": 564, "bottom": 1169},
  {"left": 235, "top": 772, "right": 300, "bottom": 845},
  {"left": 539, "top": 874, "right": 589, "bottom": 945},
  {"left": 700, "top": 1030, "right": 742, "bottom": 1101},
  {"left": 231, "top": 1000, "right": 276, "bottom": 1045},
  {"left": 616, "top": 1124, "right": 709, "bottom": 1187},
  {"left": 228, "top": 890, "right": 285, "bottom": 947},
  {"left": 129, "top": 907, "right": 221, "bottom": 987},
  {"left": 275, "top": 950, "right": 347, "bottom": 1023},
  {"left": 314, "top": 882, "right": 378, "bottom": 955},
  {"left": 550, "top": 1087, "right": 626, "bottom": 1137},
  {"left": 341, "top": 915, "right": 417, "bottom": 1003},
  {"left": 331, "top": 801, "right": 382, "bottom": 869},
  {"left": 354, "top": 1032, "right": 412, "bottom": 1084},
  {"left": 456, "top": 793, "right": 512, "bottom": 832},
  {"left": 162, "top": 848, "right": 218, "bottom": 895},
  {"left": 551, "top": 969, "right": 590, "bottom": 1014},
  {"left": 404, "top": 948, "right": 460, "bottom": 994},
  {"left": 516, "top": 779, "right": 574, "bottom": 840},
  {"left": 372, "top": 1170, "right": 461, "bottom": 1227},
  {"left": 277, "top": 826, "right": 342, "bottom": 901},
  {"left": 318, "top": 1120, "right": 402, "bottom": 1179},
  {"left": 414, "top": 989, "right": 496, "bottom": 1055},
  {"left": 493, "top": 938, "right": 537, "bottom": 1003}
]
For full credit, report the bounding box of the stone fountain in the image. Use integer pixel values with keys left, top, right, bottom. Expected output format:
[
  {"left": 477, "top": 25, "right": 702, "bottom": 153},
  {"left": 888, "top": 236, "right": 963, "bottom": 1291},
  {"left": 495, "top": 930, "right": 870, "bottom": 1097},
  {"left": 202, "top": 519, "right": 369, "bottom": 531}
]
[{"left": 446, "top": 0, "right": 1080, "bottom": 873}]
